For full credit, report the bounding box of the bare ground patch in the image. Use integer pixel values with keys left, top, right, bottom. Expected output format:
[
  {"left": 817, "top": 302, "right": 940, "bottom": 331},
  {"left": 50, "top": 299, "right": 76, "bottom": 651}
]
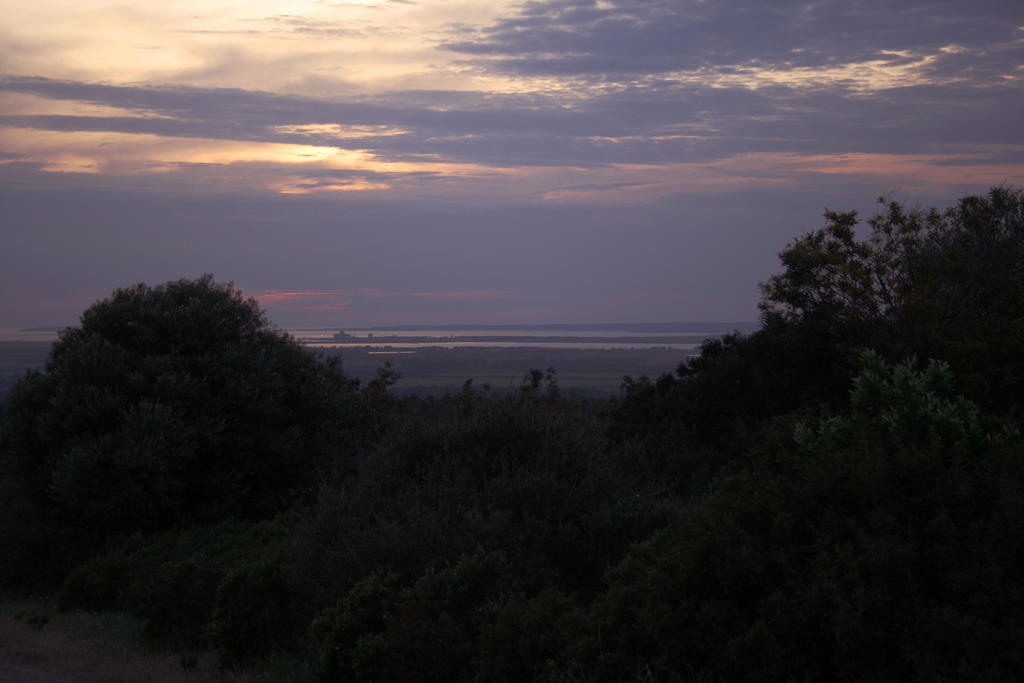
[{"left": 0, "top": 600, "right": 239, "bottom": 682}]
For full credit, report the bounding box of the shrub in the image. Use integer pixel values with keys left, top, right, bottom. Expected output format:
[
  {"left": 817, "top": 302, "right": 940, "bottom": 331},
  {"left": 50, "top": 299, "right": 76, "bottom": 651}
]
[
  {"left": 209, "top": 559, "right": 293, "bottom": 668},
  {"left": 312, "top": 548, "right": 516, "bottom": 682},
  {"left": 59, "top": 520, "right": 287, "bottom": 650},
  {"left": 591, "top": 354, "right": 1024, "bottom": 680}
]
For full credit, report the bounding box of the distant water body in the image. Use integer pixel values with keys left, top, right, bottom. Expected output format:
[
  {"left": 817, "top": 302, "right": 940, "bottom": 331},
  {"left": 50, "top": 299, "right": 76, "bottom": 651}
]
[
  {"left": 0, "top": 322, "right": 760, "bottom": 350},
  {"left": 292, "top": 322, "right": 759, "bottom": 351}
]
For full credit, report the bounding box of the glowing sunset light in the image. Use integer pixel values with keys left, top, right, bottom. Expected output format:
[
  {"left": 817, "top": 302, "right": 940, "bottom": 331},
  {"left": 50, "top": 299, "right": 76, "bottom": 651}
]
[
  {"left": 274, "top": 179, "right": 392, "bottom": 195},
  {"left": 270, "top": 124, "right": 409, "bottom": 139},
  {"left": 0, "top": 129, "right": 351, "bottom": 171}
]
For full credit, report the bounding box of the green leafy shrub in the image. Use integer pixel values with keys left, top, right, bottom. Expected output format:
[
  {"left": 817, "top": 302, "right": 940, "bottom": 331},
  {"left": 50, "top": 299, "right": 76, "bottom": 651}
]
[
  {"left": 313, "top": 548, "right": 515, "bottom": 682},
  {"left": 209, "top": 559, "right": 293, "bottom": 668},
  {"left": 59, "top": 520, "right": 287, "bottom": 649},
  {"left": 590, "top": 354, "right": 1024, "bottom": 680},
  {"left": 311, "top": 568, "right": 401, "bottom": 681},
  {"left": 289, "top": 389, "right": 668, "bottom": 623},
  {"left": 477, "top": 588, "right": 587, "bottom": 681}
]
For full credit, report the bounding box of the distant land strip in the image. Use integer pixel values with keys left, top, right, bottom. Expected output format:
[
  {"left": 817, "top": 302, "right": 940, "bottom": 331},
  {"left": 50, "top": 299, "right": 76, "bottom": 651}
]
[
  {"left": 308, "top": 334, "right": 723, "bottom": 345},
  {"left": 294, "top": 322, "right": 758, "bottom": 334}
]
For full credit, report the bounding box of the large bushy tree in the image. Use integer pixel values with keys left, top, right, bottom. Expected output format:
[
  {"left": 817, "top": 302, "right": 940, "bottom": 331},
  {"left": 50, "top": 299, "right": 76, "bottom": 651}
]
[
  {"left": 0, "top": 276, "right": 362, "bottom": 585},
  {"left": 760, "top": 185, "right": 1024, "bottom": 413},
  {"left": 611, "top": 187, "right": 1024, "bottom": 451}
]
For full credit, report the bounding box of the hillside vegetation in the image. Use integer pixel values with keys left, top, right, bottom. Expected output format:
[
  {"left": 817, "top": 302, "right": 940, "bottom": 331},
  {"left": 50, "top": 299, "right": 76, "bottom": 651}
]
[{"left": 2, "top": 188, "right": 1023, "bottom": 681}]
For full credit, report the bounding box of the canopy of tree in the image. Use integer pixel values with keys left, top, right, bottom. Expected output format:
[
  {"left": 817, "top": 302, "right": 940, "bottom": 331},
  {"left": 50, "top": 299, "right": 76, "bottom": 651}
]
[
  {"left": 0, "top": 276, "right": 362, "bottom": 584},
  {"left": 760, "top": 186, "right": 1024, "bottom": 413},
  {"left": 611, "top": 187, "right": 1024, "bottom": 447}
]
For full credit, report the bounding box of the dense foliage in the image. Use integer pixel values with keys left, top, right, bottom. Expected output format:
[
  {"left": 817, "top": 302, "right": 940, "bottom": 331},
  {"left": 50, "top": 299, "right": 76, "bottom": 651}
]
[
  {"left": 0, "top": 276, "right": 363, "bottom": 585},
  {"left": 2, "top": 189, "right": 1023, "bottom": 681},
  {"left": 759, "top": 186, "right": 1024, "bottom": 414},
  {"left": 611, "top": 187, "right": 1024, "bottom": 450}
]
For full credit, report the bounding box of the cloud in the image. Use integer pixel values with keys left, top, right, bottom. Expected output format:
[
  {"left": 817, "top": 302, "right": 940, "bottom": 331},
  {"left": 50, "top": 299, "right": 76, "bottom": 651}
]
[
  {"left": 180, "top": 14, "right": 363, "bottom": 39},
  {"left": 0, "top": 2, "right": 1020, "bottom": 205},
  {"left": 442, "top": 0, "right": 1023, "bottom": 80},
  {"left": 4, "top": 68, "right": 1021, "bottom": 180},
  {"left": 252, "top": 290, "right": 353, "bottom": 311}
]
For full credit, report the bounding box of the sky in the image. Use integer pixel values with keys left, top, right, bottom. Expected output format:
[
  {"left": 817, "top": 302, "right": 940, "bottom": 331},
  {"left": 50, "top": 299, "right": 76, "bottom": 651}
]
[{"left": 1, "top": 0, "right": 1022, "bottom": 328}]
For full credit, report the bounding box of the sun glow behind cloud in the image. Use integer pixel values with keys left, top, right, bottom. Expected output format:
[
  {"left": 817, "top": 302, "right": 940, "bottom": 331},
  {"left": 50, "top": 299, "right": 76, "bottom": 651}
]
[
  {"left": 270, "top": 124, "right": 409, "bottom": 139},
  {"left": 0, "top": 129, "right": 356, "bottom": 171},
  {"left": 0, "top": 0, "right": 515, "bottom": 91},
  {"left": 0, "top": 122, "right": 517, "bottom": 196}
]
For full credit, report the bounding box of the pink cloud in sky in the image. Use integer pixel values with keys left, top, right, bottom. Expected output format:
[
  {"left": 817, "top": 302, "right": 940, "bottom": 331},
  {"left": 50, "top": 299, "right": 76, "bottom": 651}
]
[
  {"left": 252, "top": 290, "right": 352, "bottom": 312},
  {"left": 252, "top": 289, "right": 522, "bottom": 322}
]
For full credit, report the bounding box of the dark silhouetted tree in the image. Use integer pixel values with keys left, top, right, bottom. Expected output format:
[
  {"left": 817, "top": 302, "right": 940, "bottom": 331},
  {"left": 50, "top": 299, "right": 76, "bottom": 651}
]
[
  {"left": 610, "top": 186, "right": 1024, "bottom": 451},
  {"left": 761, "top": 186, "right": 1024, "bottom": 414},
  {"left": 0, "top": 275, "right": 363, "bottom": 585}
]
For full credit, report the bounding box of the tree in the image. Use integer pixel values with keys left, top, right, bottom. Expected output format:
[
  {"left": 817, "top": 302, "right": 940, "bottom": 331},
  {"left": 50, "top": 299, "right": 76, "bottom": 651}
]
[
  {"left": 758, "top": 199, "right": 940, "bottom": 337},
  {"left": 608, "top": 187, "right": 1024, "bottom": 454},
  {"left": 760, "top": 186, "right": 1024, "bottom": 414},
  {"left": 0, "top": 276, "right": 362, "bottom": 584}
]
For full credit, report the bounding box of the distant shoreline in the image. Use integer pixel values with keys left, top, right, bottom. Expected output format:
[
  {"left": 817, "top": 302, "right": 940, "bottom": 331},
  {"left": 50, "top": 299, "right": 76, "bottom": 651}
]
[
  {"left": 310, "top": 334, "right": 730, "bottom": 345},
  {"left": 291, "top": 321, "right": 758, "bottom": 334}
]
